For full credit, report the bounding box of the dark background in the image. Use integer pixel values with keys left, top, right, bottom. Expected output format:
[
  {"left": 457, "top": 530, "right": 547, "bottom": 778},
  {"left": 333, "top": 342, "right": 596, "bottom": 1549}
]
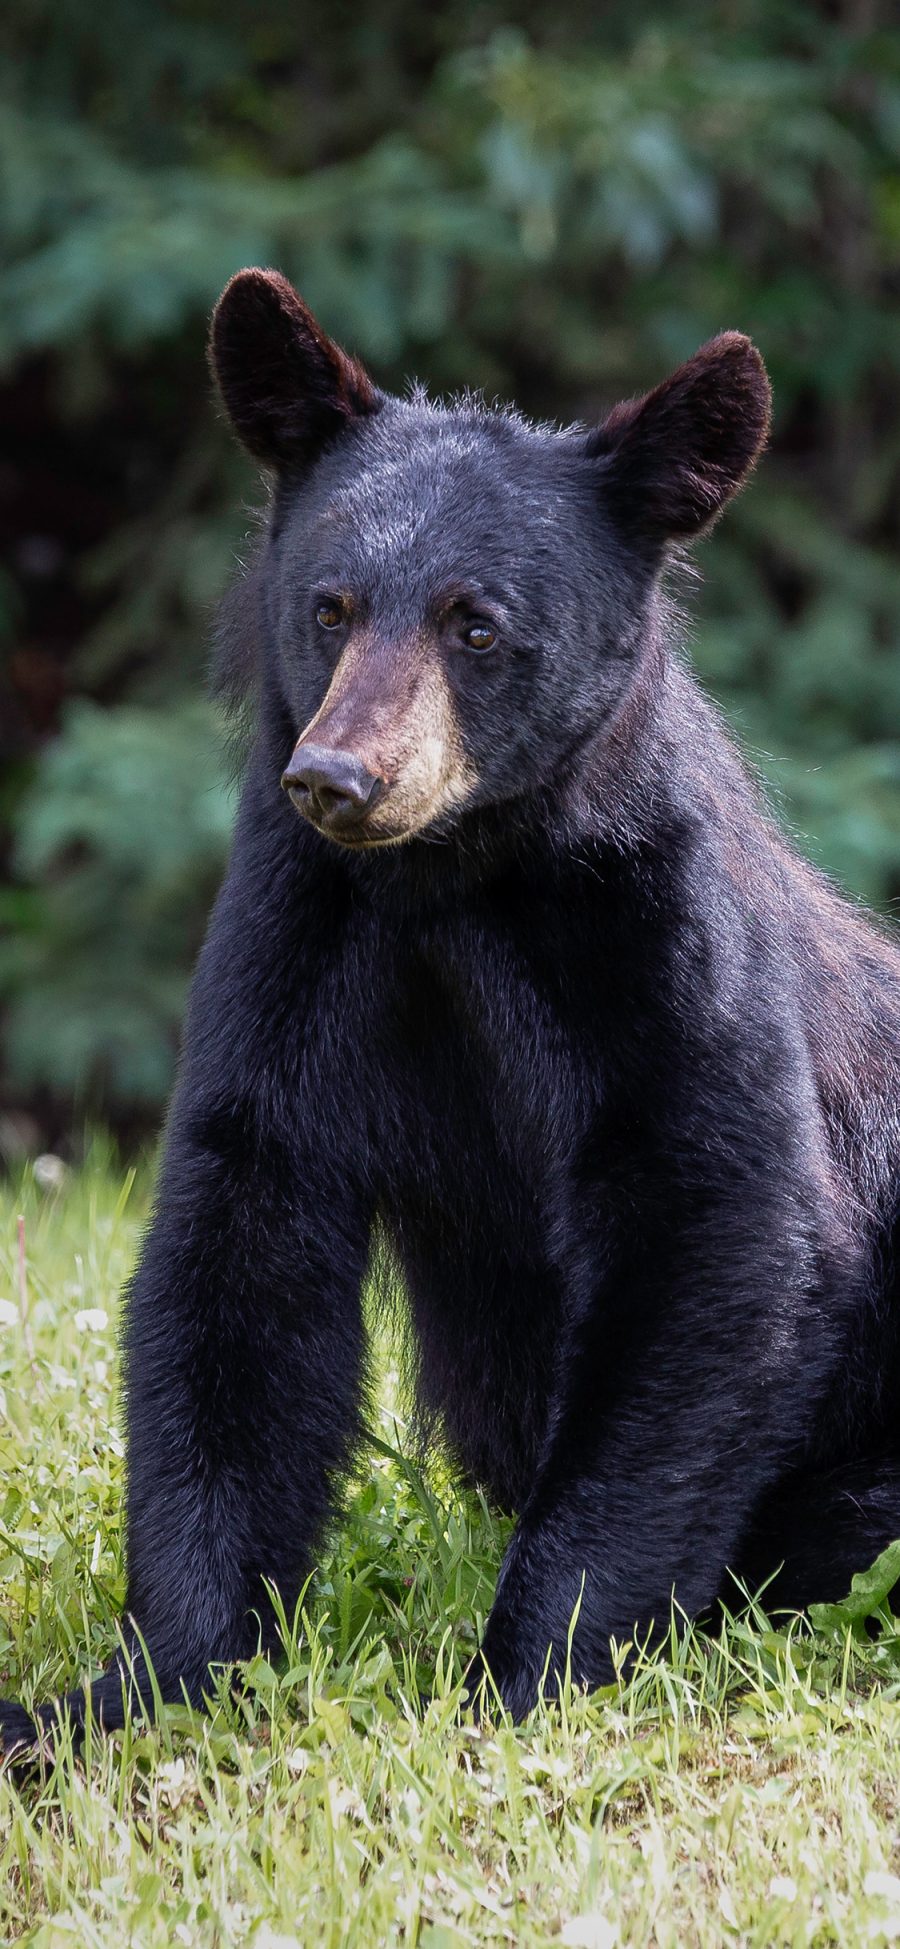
[{"left": 2, "top": 0, "right": 899, "bottom": 1152}]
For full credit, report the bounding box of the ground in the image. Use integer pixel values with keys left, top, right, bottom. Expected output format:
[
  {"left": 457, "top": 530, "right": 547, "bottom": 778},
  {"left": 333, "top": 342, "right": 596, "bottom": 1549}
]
[{"left": 1, "top": 1153, "right": 900, "bottom": 1947}]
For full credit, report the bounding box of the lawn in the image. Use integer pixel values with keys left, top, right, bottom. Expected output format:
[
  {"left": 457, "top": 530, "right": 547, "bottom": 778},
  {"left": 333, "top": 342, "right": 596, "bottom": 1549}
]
[{"left": 1, "top": 1156, "right": 900, "bottom": 1947}]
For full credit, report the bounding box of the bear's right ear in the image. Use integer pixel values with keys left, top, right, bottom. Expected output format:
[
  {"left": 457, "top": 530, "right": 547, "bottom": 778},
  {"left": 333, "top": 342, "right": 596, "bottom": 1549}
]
[
  {"left": 208, "top": 268, "right": 380, "bottom": 470},
  {"left": 586, "top": 333, "right": 771, "bottom": 547}
]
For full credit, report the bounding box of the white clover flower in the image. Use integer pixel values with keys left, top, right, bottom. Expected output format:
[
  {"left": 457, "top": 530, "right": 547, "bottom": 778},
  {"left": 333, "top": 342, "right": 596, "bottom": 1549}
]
[{"left": 74, "top": 1307, "right": 108, "bottom": 1333}]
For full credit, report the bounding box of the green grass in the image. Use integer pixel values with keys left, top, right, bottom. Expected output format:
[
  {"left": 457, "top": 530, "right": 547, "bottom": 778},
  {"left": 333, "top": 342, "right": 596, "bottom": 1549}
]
[{"left": 2, "top": 1155, "right": 900, "bottom": 1946}]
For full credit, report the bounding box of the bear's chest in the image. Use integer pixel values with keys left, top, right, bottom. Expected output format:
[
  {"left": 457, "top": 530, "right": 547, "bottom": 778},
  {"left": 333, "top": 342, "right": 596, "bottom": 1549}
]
[{"left": 372, "top": 917, "right": 597, "bottom": 1224}]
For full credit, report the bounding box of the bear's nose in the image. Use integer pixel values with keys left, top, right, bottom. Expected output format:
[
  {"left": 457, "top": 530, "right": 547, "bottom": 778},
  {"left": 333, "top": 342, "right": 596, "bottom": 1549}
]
[{"left": 281, "top": 743, "right": 385, "bottom": 835}]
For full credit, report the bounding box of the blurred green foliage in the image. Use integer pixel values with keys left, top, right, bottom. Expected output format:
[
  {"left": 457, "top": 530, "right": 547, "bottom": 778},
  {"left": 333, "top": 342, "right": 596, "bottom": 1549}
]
[
  {"left": 2, "top": 0, "right": 900, "bottom": 1132},
  {"left": 1, "top": 702, "right": 232, "bottom": 1108}
]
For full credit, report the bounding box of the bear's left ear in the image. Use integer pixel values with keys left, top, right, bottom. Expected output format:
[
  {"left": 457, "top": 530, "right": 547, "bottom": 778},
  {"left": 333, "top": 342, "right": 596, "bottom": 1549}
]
[
  {"left": 209, "top": 267, "right": 380, "bottom": 470},
  {"left": 586, "top": 333, "right": 771, "bottom": 546}
]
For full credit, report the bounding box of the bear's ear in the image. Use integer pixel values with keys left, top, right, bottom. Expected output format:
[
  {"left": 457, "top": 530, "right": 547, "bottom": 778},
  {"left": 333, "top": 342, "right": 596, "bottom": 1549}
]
[
  {"left": 208, "top": 268, "right": 380, "bottom": 469},
  {"left": 586, "top": 333, "right": 771, "bottom": 546}
]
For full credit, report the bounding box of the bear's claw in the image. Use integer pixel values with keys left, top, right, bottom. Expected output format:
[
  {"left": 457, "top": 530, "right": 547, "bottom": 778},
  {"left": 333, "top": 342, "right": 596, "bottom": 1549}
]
[{"left": 0, "top": 1697, "right": 57, "bottom": 1772}]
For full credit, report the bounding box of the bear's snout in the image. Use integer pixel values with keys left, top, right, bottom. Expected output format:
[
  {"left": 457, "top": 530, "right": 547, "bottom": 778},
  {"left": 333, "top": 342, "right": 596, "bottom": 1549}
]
[{"left": 281, "top": 741, "right": 386, "bottom": 839}]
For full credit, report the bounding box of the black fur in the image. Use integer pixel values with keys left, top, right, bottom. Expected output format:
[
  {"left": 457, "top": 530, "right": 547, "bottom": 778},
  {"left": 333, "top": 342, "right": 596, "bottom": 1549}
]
[{"left": 3, "top": 270, "right": 899, "bottom": 1751}]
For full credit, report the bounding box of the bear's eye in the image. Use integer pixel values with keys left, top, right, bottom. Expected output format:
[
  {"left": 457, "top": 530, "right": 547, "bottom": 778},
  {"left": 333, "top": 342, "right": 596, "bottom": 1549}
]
[
  {"left": 315, "top": 598, "right": 345, "bottom": 630},
  {"left": 463, "top": 621, "right": 497, "bottom": 653}
]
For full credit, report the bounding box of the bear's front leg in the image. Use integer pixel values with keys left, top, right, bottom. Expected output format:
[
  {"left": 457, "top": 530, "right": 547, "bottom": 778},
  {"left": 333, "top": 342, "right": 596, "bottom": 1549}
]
[
  {"left": 119, "top": 1114, "right": 372, "bottom": 1721},
  {"left": 472, "top": 1165, "right": 857, "bottom": 1721}
]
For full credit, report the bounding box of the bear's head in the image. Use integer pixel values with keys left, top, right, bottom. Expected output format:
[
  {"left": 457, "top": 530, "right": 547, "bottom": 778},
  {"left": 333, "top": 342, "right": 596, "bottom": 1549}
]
[{"left": 210, "top": 269, "right": 770, "bottom": 850}]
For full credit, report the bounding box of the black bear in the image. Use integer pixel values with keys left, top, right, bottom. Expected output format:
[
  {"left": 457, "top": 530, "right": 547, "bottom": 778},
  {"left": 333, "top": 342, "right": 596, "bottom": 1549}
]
[{"left": 3, "top": 267, "right": 900, "bottom": 1753}]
